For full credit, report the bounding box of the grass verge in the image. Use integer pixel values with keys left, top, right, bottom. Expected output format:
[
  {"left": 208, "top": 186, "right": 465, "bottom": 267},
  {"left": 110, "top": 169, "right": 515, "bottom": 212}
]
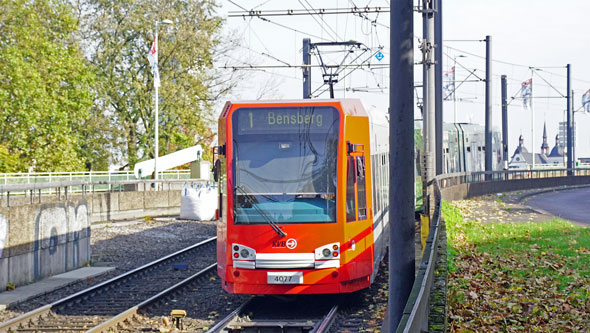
[{"left": 443, "top": 200, "right": 590, "bottom": 331}]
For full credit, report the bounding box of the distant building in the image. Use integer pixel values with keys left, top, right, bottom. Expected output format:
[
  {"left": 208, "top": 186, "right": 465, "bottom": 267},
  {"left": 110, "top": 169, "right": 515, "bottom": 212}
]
[
  {"left": 546, "top": 134, "right": 564, "bottom": 165},
  {"left": 509, "top": 121, "right": 564, "bottom": 169},
  {"left": 558, "top": 121, "right": 575, "bottom": 149}
]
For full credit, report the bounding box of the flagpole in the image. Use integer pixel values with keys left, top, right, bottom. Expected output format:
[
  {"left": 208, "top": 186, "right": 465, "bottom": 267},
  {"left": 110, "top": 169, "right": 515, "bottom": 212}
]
[
  {"left": 531, "top": 70, "right": 535, "bottom": 170},
  {"left": 154, "top": 21, "right": 159, "bottom": 181},
  {"left": 151, "top": 19, "right": 173, "bottom": 182}
]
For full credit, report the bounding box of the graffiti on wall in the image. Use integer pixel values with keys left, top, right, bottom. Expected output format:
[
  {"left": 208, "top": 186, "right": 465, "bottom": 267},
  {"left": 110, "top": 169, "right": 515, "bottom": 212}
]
[
  {"left": 33, "top": 201, "right": 90, "bottom": 279},
  {"left": 0, "top": 215, "right": 7, "bottom": 258}
]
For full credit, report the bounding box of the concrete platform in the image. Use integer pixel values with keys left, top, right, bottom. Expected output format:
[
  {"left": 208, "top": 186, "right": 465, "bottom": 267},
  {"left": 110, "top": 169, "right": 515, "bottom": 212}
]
[{"left": 0, "top": 266, "right": 114, "bottom": 311}]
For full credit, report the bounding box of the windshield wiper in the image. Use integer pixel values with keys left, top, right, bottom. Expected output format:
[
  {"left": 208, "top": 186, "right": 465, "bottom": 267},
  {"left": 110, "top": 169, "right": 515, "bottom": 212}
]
[{"left": 235, "top": 185, "right": 287, "bottom": 238}]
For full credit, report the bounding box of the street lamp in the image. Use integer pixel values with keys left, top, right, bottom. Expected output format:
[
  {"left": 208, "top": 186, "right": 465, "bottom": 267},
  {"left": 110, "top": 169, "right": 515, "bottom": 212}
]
[{"left": 153, "top": 19, "right": 173, "bottom": 180}]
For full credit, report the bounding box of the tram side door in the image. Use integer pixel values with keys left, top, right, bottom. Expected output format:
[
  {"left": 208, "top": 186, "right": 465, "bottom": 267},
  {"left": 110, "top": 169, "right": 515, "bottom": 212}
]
[{"left": 344, "top": 142, "right": 373, "bottom": 280}]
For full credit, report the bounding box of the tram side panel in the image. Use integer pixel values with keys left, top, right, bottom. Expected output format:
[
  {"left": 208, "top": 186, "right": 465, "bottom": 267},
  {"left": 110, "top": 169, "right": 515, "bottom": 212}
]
[
  {"left": 216, "top": 102, "right": 230, "bottom": 278},
  {"left": 340, "top": 112, "right": 374, "bottom": 287}
]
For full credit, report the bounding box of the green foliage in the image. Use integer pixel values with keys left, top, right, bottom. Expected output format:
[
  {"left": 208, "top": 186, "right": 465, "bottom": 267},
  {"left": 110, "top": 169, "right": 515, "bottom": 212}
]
[
  {"left": 414, "top": 128, "right": 423, "bottom": 150},
  {"left": 79, "top": 0, "right": 228, "bottom": 167},
  {"left": 443, "top": 201, "right": 590, "bottom": 331},
  {"left": 415, "top": 177, "right": 423, "bottom": 211},
  {"left": 0, "top": 0, "right": 95, "bottom": 172}
]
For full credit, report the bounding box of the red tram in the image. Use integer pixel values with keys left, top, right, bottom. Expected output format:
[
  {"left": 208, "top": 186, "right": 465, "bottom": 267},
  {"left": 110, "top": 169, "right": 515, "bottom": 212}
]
[{"left": 214, "top": 99, "right": 389, "bottom": 294}]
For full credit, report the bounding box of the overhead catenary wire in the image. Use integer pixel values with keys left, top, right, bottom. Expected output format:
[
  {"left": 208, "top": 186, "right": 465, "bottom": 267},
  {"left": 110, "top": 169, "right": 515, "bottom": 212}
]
[{"left": 227, "top": 0, "right": 333, "bottom": 42}]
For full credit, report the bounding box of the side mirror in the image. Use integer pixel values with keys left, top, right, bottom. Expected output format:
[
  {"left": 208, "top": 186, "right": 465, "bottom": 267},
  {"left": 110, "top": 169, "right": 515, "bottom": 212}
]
[{"left": 213, "top": 159, "right": 221, "bottom": 182}]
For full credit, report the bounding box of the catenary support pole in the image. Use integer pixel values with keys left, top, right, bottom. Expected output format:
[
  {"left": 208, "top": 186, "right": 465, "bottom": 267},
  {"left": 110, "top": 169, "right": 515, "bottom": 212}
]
[
  {"left": 567, "top": 64, "right": 573, "bottom": 174},
  {"left": 501, "top": 75, "right": 508, "bottom": 170},
  {"left": 422, "top": 0, "right": 435, "bottom": 212},
  {"left": 484, "top": 35, "right": 492, "bottom": 178},
  {"left": 572, "top": 90, "right": 575, "bottom": 168},
  {"left": 383, "top": 0, "right": 415, "bottom": 330},
  {"left": 434, "top": 0, "right": 443, "bottom": 175},
  {"left": 303, "top": 38, "right": 311, "bottom": 99}
]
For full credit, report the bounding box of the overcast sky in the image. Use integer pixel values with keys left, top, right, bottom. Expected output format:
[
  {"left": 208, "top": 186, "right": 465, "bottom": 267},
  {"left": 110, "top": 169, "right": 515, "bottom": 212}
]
[{"left": 216, "top": 0, "right": 590, "bottom": 158}]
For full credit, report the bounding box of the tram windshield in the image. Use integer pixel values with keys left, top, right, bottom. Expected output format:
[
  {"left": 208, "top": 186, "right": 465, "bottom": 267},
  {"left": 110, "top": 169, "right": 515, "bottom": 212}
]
[{"left": 232, "top": 106, "right": 340, "bottom": 224}]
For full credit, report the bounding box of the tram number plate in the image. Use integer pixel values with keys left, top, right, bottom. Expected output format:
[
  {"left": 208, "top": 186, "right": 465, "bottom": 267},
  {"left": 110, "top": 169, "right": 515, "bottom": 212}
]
[{"left": 267, "top": 272, "right": 303, "bottom": 284}]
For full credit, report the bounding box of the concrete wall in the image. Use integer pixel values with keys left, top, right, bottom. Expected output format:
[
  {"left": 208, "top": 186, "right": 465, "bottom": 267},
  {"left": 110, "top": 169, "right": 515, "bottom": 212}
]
[
  {"left": 0, "top": 188, "right": 184, "bottom": 290},
  {"left": 0, "top": 199, "right": 91, "bottom": 291},
  {"left": 441, "top": 175, "right": 590, "bottom": 201},
  {"left": 88, "top": 190, "right": 181, "bottom": 223}
]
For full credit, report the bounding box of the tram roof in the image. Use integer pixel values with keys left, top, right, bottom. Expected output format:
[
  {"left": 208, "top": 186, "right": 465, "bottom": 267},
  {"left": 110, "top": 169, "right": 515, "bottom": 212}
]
[{"left": 225, "top": 99, "right": 369, "bottom": 117}]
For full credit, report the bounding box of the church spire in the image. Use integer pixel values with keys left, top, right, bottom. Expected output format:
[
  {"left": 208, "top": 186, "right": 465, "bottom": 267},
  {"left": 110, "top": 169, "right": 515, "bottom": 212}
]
[{"left": 541, "top": 122, "right": 549, "bottom": 155}]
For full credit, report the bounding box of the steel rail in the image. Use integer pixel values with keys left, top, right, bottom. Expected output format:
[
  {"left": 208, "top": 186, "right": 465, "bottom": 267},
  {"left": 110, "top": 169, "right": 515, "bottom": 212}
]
[
  {"left": 210, "top": 299, "right": 338, "bottom": 332},
  {"left": 207, "top": 298, "right": 252, "bottom": 332},
  {"left": 0, "top": 237, "right": 216, "bottom": 332},
  {"left": 312, "top": 305, "right": 339, "bottom": 333},
  {"left": 87, "top": 263, "right": 218, "bottom": 332}
]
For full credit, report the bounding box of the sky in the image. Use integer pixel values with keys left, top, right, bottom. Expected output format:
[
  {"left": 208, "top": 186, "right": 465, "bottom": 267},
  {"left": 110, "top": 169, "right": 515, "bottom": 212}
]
[{"left": 214, "top": 0, "right": 590, "bottom": 159}]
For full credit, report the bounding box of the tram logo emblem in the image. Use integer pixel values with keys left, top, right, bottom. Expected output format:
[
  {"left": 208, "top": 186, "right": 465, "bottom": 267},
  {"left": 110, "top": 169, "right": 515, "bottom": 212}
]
[
  {"left": 272, "top": 238, "right": 297, "bottom": 249},
  {"left": 286, "top": 238, "right": 297, "bottom": 249}
]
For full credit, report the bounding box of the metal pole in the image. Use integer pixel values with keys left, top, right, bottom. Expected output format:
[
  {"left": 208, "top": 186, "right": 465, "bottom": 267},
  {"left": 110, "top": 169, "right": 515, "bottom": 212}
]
[
  {"left": 422, "top": 0, "right": 435, "bottom": 212},
  {"left": 434, "top": 0, "right": 443, "bottom": 175},
  {"left": 501, "top": 75, "right": 508, "bottom": 169},
  {"left": 572, "top": 90, "right": 575, "bottom": 169},
  {"left": 453, "top": 56, "right": 457, "bottom": 123},
  {"left": 567, "top": 64, "right": 573, "bottom": 174},
  {"left": 484, "top": 35, "right": 492, "bottom": 178},
  {"left": 531, "top": 68, "right": 535, "bottom": 170},
  {"left": 154, "top": 21, "right": 159, "bottom": 180},
  {"left": 303, "top": 38, "right": 311, "bottom": 99},
  {"left": 384, "top": 0, "right": 414, "bottom": 330}
]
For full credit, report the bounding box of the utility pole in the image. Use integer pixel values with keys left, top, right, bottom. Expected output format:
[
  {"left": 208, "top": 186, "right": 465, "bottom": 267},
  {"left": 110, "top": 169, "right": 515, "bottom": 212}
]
[
  {"left": 572, "top": 90, "right": 576, "bottom": 168},
  {"left": 567, "top": 64, "right": 573, "bottom": 175},
  {"left": 421, "top": 0, "right": 435, "bottom": 211},
  {"left": 385, "top": 0, "right": 414, "bottom": 330},
  {"left": 434, "top": 0, "right": 443, "bottom": 175},
  {"left": 484, "top": 35, "right": 492, "bottom": 178},
  {"left": 501, "top": 75, "right": 508, "bottom": 170},
  {"left": 303, "top": 38, "right": 311, "bottom": 99}
]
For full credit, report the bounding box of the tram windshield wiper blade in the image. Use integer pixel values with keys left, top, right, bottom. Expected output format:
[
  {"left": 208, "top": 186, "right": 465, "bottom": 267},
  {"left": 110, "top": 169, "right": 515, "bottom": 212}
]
[{"left": 235, "top": 185, "right": 287, "bottom": 238}]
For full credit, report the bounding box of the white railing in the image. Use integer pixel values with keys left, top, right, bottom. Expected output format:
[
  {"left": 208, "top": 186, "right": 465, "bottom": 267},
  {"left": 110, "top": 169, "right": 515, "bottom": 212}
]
[{"left": 0, "top": 170, "right": 191, "bottom": 185}]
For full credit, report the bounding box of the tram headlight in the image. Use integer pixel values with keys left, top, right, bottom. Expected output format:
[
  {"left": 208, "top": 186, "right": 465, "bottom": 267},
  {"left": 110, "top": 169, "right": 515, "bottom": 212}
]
[
  {"left": 240, "top": 249, "right": 250, "bottom": 258},
  {"left": 315, "top": 242, "right": 340, "bottom": 260}
]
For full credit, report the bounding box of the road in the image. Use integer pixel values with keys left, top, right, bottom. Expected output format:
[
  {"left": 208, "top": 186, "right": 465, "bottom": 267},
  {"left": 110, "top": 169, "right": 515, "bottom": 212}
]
[{"left": 524, "top": 186, "right": 590, "bottom": 225}]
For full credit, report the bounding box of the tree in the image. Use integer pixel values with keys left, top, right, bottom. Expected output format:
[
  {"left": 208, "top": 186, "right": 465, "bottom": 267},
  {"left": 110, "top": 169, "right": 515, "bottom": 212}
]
[
  {"left": 77, "top": 0, "right": 235, "bottom": 168},
  {"left": 0, "top": 0, "right": 95, "bottom": 172}
]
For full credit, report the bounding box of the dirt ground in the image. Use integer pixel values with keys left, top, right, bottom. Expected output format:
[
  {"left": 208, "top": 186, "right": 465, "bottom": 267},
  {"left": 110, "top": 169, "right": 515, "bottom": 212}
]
[{"left": 451, "top": 189, "right": 558, "bottom": 224}]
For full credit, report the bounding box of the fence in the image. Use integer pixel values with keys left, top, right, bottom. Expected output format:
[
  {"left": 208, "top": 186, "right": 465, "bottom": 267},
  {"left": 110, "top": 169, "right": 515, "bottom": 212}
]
[
  {"left": 0, "top": 170, "right": 191, "bottom": 185},
  {"left": 0, "top": 178, "right": 212, "bottom": 208},
  {"left": 0, "top": 170, "right": 191, "bottom": 197}
]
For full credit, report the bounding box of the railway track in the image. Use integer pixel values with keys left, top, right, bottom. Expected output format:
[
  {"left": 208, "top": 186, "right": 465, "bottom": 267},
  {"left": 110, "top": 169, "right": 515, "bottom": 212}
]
[
  {"left": 209, "top": 295, "right": 339, "bottom": 332},
  {"left": 0, "top": 237, "right": 216, "bottom": 332}
]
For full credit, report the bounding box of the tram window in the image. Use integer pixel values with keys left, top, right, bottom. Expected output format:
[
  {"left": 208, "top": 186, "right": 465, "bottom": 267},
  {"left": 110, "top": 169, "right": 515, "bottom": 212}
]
[
  {"left": 356, "top": 156, "right": 367, "bottom": 220},
  {"left": 372, "top": 158, "right": 378, "bottom": 213},
  {"left": 346, "top": 156, "right": 356, "bottom": 222}
]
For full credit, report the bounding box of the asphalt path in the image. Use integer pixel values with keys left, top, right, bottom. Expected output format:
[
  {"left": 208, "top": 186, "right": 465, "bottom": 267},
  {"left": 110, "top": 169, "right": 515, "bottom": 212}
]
[{"left": 525, "top": 186, "right": 590, "bottom": 225}]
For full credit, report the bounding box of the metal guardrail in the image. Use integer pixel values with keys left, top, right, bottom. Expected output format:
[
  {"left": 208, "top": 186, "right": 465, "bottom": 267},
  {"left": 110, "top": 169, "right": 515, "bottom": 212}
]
[
  {"left": 396, "top": 168, "right": 590, "bottom": 332},
  {"left": 397, "top": 177, "right": 442, "bottom": 333},
  {"left": 0, "top": 170, "right": 191, "bottom": 185},
  {"left": 0, "top": 178, "right": 211, "bottom": 207}
]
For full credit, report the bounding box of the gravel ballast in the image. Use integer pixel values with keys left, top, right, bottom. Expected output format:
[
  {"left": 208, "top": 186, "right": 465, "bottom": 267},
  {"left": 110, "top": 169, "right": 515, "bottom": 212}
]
[
  {"left": 0, "top": 216, "right": 397, "bottom": 331},
  {"left": 0, "top": 217, "right": 217, "bottom": 323}
]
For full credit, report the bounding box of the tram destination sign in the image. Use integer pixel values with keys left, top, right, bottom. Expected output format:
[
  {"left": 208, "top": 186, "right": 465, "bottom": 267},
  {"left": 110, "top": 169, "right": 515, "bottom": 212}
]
[{"left": 234, "top": 107, "right": 338, "bottom": 134}]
